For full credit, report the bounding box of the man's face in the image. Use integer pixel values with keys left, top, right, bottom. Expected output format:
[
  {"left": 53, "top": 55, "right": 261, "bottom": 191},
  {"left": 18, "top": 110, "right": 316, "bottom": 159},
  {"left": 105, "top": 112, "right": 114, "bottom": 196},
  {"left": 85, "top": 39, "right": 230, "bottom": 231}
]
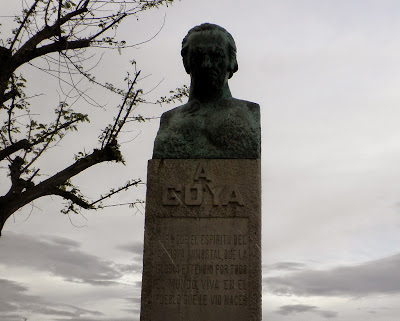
[{"left": 186, "top": 31, "right": 230, "bottom": 90}]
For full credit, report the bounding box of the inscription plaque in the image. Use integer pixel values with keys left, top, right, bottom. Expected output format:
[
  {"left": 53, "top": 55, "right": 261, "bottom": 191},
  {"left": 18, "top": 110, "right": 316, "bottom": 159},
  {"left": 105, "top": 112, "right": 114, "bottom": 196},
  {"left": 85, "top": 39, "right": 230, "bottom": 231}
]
[
  {"left": 152, "top": 218, "right": 249, "bottom": 320},
  {"left": 140, "top": 159, "right": 261, "bottom": 321}
]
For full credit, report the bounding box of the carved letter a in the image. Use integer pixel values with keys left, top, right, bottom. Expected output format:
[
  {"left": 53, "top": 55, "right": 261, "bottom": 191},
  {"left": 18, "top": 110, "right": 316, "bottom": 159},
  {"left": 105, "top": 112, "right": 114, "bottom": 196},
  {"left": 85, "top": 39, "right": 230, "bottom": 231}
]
[{"left": 194, "top": 162, "right": 213, "bottom": 182}]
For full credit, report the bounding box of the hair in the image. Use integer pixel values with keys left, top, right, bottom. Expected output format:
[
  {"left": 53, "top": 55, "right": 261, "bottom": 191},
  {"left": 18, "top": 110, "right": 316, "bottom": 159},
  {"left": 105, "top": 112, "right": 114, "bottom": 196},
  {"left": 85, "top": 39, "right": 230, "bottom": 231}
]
[{"left": 181, "top": 23, "right": 238, "bottom": 78}]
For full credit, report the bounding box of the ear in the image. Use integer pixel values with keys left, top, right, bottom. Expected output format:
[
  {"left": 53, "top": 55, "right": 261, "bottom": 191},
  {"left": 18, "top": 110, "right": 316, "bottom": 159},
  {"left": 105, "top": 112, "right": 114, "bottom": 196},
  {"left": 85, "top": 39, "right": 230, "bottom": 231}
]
[
  {"left": 183, "top": 57, "right": 191, "bottom": 74},
  {"left": 181, "top": 47, "right": 191, "bottom": 74},
  {"left": 228, "top": 60, "right": 238, "bottom": 79}
]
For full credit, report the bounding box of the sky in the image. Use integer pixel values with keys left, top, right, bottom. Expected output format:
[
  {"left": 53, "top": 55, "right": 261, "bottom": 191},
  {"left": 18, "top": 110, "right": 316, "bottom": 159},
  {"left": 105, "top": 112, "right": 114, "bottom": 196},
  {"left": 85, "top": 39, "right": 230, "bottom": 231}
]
[{"left": 1, "top": 0, "right": 400, "bottom": 320}]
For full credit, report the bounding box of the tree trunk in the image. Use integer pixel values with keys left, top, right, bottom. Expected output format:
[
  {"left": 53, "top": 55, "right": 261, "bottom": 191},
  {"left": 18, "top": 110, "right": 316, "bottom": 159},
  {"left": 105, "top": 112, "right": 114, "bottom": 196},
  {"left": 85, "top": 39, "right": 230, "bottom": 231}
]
[{"left": 0, "top": 194, "right": 39, "bottom": 237}]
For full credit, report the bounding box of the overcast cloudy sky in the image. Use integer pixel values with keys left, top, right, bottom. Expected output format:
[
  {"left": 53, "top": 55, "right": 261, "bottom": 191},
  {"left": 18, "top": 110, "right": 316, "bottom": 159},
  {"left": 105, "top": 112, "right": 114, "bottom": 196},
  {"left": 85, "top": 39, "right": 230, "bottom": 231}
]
[{"left": 1, "top": 0, "right": 400, "bottom": 320}]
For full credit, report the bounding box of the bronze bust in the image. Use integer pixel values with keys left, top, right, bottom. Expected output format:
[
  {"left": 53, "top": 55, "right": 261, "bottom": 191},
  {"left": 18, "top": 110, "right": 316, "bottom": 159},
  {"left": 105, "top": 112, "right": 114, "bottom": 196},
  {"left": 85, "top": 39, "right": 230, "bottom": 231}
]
[{"left": 153, "top": 23, "right": 260, "bottom": 159}]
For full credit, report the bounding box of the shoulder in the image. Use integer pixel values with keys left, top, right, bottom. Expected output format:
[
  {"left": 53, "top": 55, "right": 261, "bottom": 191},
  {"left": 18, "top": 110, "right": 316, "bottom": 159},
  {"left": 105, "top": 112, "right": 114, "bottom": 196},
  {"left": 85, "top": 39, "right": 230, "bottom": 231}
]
[
  {"left": 159, "top": 103, "right": 186, "bottom": 126},
  {"left": 231, "top": 98, "right": 260, "bottom": 111},
  {"left": 160, "top": 101, "right": 195, "bottom": 118},
  {"left": 159, "top": 101, "right": 202, "bottom": 124},
  {"left": 160, "top": 105, "right": 180, "bottom": 120},
  {"left": 229, "top": 98, "right": 260, "bottom": 121}
]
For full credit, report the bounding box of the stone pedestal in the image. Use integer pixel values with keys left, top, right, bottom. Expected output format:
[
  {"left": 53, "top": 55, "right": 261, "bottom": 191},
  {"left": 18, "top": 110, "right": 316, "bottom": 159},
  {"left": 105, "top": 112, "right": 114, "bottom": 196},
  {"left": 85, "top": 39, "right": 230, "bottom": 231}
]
[{"left": 140, "top": 159, "right": 261, "bottom": 321}]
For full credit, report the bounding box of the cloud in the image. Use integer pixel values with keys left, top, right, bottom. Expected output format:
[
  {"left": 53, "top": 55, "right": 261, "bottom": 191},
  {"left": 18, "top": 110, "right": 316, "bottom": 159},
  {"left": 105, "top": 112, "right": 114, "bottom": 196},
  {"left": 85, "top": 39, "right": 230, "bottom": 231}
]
[
  {"left": 122, "top": 296, "right": 141, "bottom": 314},
  {"left": 46, "top": 235, "right": 82, "bottom": 248},
  {"left": 130, "top": 297, "right": 141, "bottom": 304},
  {"left": 116, "top": 242, "right": 144, "bottom": 255},
  {"left": 276, "top": 304, "right": 337, "bottom": 319},
  {"left": 277, "top": 304, "right": 317, "bottom": 315},
  {"left": 264, "top": 253, "right": 400, "bottom": 297},
  {"left": 264, "top": 262, "right": 308, "bottom": 272},
  {"left": 319, "top": 310, "right": 338, "bottom": 318},
  {"left": 54, "top": 317, "right": 139, "bottom": 321},
  {"left": 117, "top": 262, "right": 143, "bottom": 274},
  {"left": 0, "top": 279, "right": 102, "bottom": 320},
  {"left": 123, "top": 308, "right": 141, "bottom": 315},
  {"left": 0, "top": 232, "right": 131, "bottom": 285},
  {"left": 114, "top": 242, "right": 144, "bottom": 274},
  {"left": 0, "top": 279, "right": 30, "bottom": 313}
]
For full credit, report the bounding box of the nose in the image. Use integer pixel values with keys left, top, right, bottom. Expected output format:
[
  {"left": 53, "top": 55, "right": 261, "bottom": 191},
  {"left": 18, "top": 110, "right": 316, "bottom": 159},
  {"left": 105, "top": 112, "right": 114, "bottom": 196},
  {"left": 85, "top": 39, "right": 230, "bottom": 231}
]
[{"left": 202, "top": 54, "right": 212, "bottom": 68}]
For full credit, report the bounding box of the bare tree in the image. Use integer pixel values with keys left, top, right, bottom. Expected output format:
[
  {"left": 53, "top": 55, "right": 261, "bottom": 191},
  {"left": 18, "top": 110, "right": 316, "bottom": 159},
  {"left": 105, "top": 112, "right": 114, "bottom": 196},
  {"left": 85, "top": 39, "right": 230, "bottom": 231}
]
[{"left": 0, "top": 0, "right": 174, "bottom": 236}]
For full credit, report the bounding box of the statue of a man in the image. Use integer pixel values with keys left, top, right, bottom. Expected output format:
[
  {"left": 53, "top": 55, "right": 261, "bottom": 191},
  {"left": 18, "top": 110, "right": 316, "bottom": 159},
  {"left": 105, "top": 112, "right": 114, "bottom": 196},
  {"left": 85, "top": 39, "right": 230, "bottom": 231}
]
[{"left": 153, "top": 23, "right": 261, "bottom": 159}]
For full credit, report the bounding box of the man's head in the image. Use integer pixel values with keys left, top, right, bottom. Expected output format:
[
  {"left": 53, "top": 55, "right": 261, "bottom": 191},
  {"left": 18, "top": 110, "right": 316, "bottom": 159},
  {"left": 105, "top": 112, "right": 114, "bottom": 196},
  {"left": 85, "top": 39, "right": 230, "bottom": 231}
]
[{"left": 181, "top": 23, "right": 238, "bottom": 88}]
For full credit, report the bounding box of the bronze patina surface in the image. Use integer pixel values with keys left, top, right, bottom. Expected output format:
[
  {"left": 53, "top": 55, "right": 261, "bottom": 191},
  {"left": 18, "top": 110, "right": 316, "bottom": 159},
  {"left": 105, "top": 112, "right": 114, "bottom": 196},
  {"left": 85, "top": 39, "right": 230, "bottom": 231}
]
[{"left": 153, "top": 23, "right": 260, "bottom": 159}]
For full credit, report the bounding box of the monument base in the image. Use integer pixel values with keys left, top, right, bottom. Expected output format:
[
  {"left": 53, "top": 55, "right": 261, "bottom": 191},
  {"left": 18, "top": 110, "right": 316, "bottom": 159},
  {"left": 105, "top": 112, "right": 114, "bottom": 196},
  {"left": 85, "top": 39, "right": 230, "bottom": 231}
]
[{"left": 140, "top": 159, "right": 261, "bottom": 321}]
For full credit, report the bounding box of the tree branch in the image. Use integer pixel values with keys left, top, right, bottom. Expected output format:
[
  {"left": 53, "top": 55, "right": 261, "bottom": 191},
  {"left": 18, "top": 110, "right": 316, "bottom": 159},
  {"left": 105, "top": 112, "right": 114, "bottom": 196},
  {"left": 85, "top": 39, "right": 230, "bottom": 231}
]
[
  {"left": 57, "top": 0, "right": 63, "bottom": 49},
  {"left": 0, "top": 141, "right": 122, "bottom": 235},
  {"left": 12, "top": 39, "right": 91, "bottom": 70},
  {"left": 35, "top": 142, "right": 121, "bottom": 193},
  {"left": 5, "top": 156, "right": 35, "bottom": 198},
  {"left": 105, "top": 71, "right": 141, "bottom": 146},
  {"left": 11, "top": 5, "right": 90, "bottom": 70},
  {"left": 22, "top": 104, "right": 65, "bottom": 173},
  {"left": 0, "top": 115, "right": 87, "bottom": 162},
  {"left": 9, "top": 0, "right": 41, "bottom": 51},
  {"left": 88, "top": 13, "right": 127, "bottom": 41},
  {"left": 0, "top": 139, "right": 30, "bottom": 162},
  {"left": 9, "top": 156, "right": 24, "bottom": 186},
  {"left": 3, "top": 88, "right": 20, "bottom": 103},
  {"left": 52, "top": 187, "right": 92, "bottom": 209},
  {"left": 91, "top": 179, "right": 142, "bottom": 207},
  {"left": 31, "top": 114, "right": 87, "bottom": 146}
]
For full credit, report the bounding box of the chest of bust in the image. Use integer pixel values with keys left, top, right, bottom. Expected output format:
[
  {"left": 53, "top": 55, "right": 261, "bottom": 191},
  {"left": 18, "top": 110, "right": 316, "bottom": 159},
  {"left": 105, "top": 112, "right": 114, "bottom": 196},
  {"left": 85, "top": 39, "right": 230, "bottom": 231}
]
[
  {"left": 170, "top": 103, "right": 256, "bottom": 156},
  {"left": 153, "top": 99, "right": 260, "bottom": 159}
]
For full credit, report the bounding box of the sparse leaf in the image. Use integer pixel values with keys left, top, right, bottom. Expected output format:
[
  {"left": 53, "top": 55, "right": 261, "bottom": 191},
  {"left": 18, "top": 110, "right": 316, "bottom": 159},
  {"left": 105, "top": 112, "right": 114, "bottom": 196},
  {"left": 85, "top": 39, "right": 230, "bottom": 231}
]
[{"left": 0, "top": 0, "right": 177, "bottom": 236}]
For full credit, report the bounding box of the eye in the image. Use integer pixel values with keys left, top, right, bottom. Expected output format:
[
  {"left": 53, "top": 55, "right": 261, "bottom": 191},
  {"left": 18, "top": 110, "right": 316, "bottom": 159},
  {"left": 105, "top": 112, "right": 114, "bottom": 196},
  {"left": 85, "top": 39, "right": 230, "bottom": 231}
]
[
  {"left": 211, "top": 51, "right": 225, "bottom": 60},
  {"left": 190, "top": 50, "right": 205, "bottom": 61}
]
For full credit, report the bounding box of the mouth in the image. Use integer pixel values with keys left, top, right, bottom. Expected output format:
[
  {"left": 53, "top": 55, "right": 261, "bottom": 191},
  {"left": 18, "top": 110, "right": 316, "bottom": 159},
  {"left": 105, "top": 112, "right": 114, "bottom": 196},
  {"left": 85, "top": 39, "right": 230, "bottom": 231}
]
[{"left": 199, "top": 70, "right": 219, "bottom": 80}]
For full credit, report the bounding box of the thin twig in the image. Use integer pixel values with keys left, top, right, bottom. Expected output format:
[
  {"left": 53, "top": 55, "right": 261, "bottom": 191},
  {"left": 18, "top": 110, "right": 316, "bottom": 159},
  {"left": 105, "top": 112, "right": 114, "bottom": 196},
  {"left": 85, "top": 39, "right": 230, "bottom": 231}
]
[
  {"left": 9, "top": 0, "right": 41, "bottom": 51},
  {"left": 104, "top": 70, "right": 140, "bottom": 146},
  {"left": 90, "top": 179, "right": 142, "bottom": 207}
]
